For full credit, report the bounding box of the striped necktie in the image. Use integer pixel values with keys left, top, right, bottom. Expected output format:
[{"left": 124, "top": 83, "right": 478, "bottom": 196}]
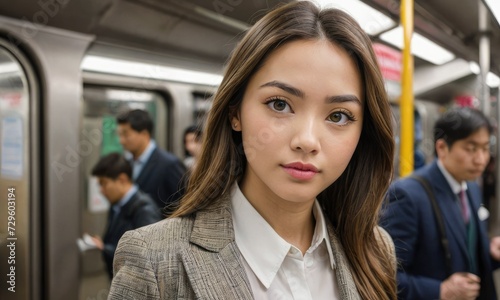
[{"left": 459, "top": 189, "right": 470, "bottom": 224}]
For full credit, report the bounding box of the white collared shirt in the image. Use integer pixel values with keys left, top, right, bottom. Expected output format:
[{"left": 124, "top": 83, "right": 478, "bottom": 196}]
[
  {"left": 125, "top": 140, "right": 157, "bottom": 180},
  {"left": 109, "top": 184, "right": 138, "bottom": 225},
  {"left": 437, "top": 159, "right": 470, "bottom": 214},
  {"left": 437, "top": 159, "right": 468, "bottom": 195},
  {"left": 231, "top": 184, "right": 339, "bottom": 300}
]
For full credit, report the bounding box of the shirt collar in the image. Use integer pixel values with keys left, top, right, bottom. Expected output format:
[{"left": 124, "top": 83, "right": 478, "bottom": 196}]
[
  {"left": 437, "top": 159, "right": 467, "bottom": 194},
  {"left": 113, "top": 184, "right": 138, "bottom": 211},
  {"left": 230, "top": 183, "right": 335, "bottom": 289},
  {"left": 124, "top": 140, "right": 156, "bottom": 163}
]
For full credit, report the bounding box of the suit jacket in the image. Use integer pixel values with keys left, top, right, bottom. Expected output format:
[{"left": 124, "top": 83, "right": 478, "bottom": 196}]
[
  {"left": 108, "top": 192, "right": 396, "bottom": 299},
  {"left": 380, "top": 160, "right": 497, "bottom": 299},
  {"left": 103, "top": 190, "right": 162, "bottom": 279},
  {"left": 135, "top": 147, "right": 186, "bottom": 215}
]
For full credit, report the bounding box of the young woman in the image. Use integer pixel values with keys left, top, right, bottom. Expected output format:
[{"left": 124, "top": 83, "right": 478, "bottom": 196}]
[{"left": 108, "top": 1, "right": 396, "bottom": 299}]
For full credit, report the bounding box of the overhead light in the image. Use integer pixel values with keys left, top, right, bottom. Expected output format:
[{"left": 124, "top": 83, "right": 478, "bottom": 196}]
[
  {"left": 380, "top": 26, "right": 455, "bottom": 65},
  {"left": 469, "top": 63, "right": 498, "bottom": 88},
  {"left": 469, "top": 62, "right": 481, "bottom": 74},
  {"left": 487, "top": 72, "right": 500, "bottom": 88},
  {"left": 0, "top": 62, "right": 21, "bottom": 74},
  {"left": 105, "top": 90, "right": 154, "bottom": 102},
  {"left": 81, "top": 56, "right": 223, "bottom": 86},
  {"left": 304, "top": 0, "right": 396, "bottom": 35},
  {"left": 484, "top": 0, "right": 500, "bottom": 26}
]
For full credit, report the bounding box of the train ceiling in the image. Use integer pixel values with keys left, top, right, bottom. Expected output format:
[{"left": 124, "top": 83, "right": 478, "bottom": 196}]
[{"left": 1, "top": 0, "right": 499, "bottom": 103}]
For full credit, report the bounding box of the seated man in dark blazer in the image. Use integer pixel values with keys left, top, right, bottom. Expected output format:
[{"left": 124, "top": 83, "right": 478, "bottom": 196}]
[
  {"left": 381, "top": 107, "right": 500, "bottom": 300},
  {"left": 117, "top": 109, "right": 186, "bottom": 216},
  {"left": 90, "top": 153, "right": 162, "bottom": 279}
]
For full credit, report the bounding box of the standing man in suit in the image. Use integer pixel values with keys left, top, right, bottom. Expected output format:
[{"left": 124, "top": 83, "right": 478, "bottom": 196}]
[
  {"left": 117, "top": 109, "right": 186, "bottom": 216},
  {"left": 381, "top": 107, "right": 500, "bottom": 300},
  {"left": 90, "top": 153, "right": 161, "bottom": 279}
]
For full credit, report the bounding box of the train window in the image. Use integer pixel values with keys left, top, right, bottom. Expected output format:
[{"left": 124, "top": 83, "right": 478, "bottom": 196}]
[
  {"left": 81, "top": 85, "right": 168, "bottom": 211},
  {"left": 82, "top": 86, "right": 168, "bottom": 151},
  {"left": 0, "top": 47, "right": 29, "bottom": 178},
  {"left": 0, "top": 40, "right": 38, "bottom": 299},
  {"left": 192, "top": 91, "right": 212, "bottom": 127},
  {"left": 79, "top": 85, "right": 168, "bottom": 285}
]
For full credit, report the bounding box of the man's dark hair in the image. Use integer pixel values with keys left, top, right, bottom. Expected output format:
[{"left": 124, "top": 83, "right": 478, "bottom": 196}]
[
  {"left": 91, "top": 153, "right": 132, "bottom": 180},
  {"left": 116, "top": 109, "right": 154, "bottom": 136},
  {"left": 434, "top": 107, "right": 493, "bottom": 150}
]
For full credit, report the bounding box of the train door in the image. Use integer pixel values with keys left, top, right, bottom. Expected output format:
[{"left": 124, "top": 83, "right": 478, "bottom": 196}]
[
  {"left": 0, "top": 39, "right": 41, "bottom": 300},
  {"left": 78, "top": 85, "right": 168, "bottom": 300}
]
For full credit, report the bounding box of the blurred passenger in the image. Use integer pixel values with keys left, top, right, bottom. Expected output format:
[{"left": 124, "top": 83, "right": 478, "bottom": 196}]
[
  {"left": 117, "top": 109, "right": 186, "bottom": 216},
  {"left": 182, "top": 125, "right": 202, "bottom": 170},
  {"left": 109, "top": 2, "right": 397, "bottom": 299},
  {"left": 381, "top": 107, "right": 500, "bottom": 300},
  {"left": 482, "top": 156, "right": 495, "bottom": 211},
  {"left": 89, "top": 153, "right": 161, "bottom": 279},
  {"left": 414, "top": 111, "right": 426, "bottom": 170}
]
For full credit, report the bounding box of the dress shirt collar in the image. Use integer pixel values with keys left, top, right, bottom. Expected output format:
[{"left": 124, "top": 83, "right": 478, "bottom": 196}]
[
  {"left": 230, "top": 183, "right": 335, "bottom": 288},
  {"left": 112, "top": 184, "right": 138, "bottom": 211},
  {"left": 437, "top": 159, "right": 467, "bottom": 194},
  {"left": 124, "top": 140, "right": 156, "bottom": 163}
]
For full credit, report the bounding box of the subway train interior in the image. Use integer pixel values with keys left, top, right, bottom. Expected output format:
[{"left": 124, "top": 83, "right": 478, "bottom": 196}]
[{"left": 0, "top": 0, "right": 500, "bottom": 299}]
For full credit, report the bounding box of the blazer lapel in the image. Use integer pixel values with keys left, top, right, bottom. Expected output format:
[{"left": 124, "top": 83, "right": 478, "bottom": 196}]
[
  {"left": 326, "top": 223, "right": 361, "bottom": 300},
  {"left": 182, "top": 194, "right": 253, "bottom": 300},
  {"left": 428, "top": 162, "right": 468, "bottom": 259},
  {"left": 104, "top": 191, "right": 138, "bottom": 241},
  {"left": 135, "top": 148, "right": 159, "bottom": 184}
]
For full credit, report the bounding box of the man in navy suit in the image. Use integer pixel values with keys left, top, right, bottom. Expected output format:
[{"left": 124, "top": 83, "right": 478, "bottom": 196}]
[
  {"left": 90, "top": 153, "right": 162, "bottom": 279},
  {"left": 381, "top": 107, "right": 500, "bottom": 299},
  {"left": 117, "top": 109, "right": 186, "bottom": 216}
]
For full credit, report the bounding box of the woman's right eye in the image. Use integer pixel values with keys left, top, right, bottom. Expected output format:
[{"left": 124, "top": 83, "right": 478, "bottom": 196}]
[{"left": 266, "top": 99, "right": 292, "bottom": 113}]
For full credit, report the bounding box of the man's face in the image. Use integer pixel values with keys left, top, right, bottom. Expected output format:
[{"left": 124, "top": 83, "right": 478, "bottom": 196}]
[
  {"left": 438, "top": 127, "right": 491, "bottom": 182},
  {"left": 97, "top": 176, "right": 123, "bottom": 204},
  {"left": 184, "top": 133, "right": 201, "bottom": 157},
  {"left": 117, "top": 123, "right": 147, "bottom": 154}
]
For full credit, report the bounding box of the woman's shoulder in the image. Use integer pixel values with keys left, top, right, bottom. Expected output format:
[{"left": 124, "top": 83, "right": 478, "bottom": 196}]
[
  {"left": 121, "top": 215, "right": 195, "bottom": 249},
  {"left": 374, "top": 226, "right": 396, "bottom": 267},
  {"left": 374, "top": 226, "right": 393, "bottom": 248}
]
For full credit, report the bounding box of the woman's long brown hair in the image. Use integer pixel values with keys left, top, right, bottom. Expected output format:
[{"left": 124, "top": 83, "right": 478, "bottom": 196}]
[{"left": 171, "top": 1, "right": 396, "bottom": 298}]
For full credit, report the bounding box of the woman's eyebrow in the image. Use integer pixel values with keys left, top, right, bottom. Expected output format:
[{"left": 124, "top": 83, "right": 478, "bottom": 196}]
[
  {"left": 326, "top": 94, "right": 361, "bottom": 106},
  {"left": 260, "top": 80, "right": 361, "bottom": 106},
  {"left": 260, "top": 80, "right": 304, "bottom": 98}
]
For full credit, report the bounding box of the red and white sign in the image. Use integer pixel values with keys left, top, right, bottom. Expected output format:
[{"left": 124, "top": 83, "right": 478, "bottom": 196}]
[
  {"left": 454, "top": 94, "right": 479, "bottom": 108},
  {"left": 373, "top": 43, "right": 402, "bottom": 82}
]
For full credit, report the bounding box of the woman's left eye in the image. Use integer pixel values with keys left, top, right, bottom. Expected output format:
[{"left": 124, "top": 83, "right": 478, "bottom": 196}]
[
  {"left": 266, "top": 99, "right": 292, "bottom": 113},
  {"left": 327, "top": 111, "right": 353, "bottom": 125}
]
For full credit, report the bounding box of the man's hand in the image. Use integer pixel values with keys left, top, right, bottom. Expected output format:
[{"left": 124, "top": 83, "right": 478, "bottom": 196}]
[
  {"left": 90, "top": 235, "right": 104, "bottom": 251},
  {"left": 440, "top": 272, "right": 480, "bottom": 300}
]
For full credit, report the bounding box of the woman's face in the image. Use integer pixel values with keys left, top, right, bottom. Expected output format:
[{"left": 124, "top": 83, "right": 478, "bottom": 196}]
[{"left": 233, "top": 39, "right": 363, "bottom": 205}]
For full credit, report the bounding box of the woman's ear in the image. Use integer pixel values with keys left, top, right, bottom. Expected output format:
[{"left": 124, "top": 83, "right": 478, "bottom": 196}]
[{"left": 229, "top": 110, "right": 242, "bottom": 132}]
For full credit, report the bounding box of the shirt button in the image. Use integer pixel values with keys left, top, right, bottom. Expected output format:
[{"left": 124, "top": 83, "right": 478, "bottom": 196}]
[
  {"left": 305, "top": 258, "right": 314, "bottom": 268},
  {"left": 290, "top": 248, "right": 298, "bottom": 254}
]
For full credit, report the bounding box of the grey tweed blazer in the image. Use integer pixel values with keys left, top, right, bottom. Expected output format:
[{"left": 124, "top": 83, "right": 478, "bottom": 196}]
[{"left": 108, "top": 193, "right": 394, "bottom": 300}]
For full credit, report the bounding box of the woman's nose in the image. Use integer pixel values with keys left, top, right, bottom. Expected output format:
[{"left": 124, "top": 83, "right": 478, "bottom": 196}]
[{"left": 289, "top": 118, "right": 320, "bottom": 154}]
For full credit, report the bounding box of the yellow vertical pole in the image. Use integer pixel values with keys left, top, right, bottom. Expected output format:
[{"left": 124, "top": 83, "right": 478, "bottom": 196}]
[{"left": 399, "top": 0, "right": 414, "bottom": 177}]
